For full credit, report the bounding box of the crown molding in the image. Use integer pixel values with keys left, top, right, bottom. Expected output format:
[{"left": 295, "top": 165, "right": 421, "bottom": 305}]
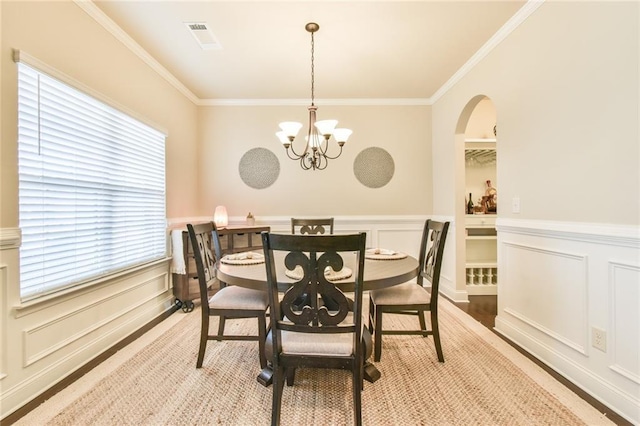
[
  {"left": 74, "top": 0, "right": 200, "bottom": 105},
  {"left": 430, "top": 0, "right": 545, "bottom": 103},
  {"left": 198, "top": 98, "right": 432, "bottom": 107},
  {"left": 76, "top": 0, "right": 542, "bottom": 108}
]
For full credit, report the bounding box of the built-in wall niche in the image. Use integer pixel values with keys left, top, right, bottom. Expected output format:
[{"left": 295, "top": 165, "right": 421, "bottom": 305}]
[
  {"left": 464, "top": 98, "right": 497, "bottom": 209},
  {"left": 464, "top": 98, "right": 497, "bottom": 295}
]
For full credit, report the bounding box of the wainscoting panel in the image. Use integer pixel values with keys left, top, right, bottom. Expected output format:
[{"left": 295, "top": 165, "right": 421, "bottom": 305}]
[
  {"left": 610, "top": 261, "right": 640, "bottom": 385},
  {"left": 495, "top": 219, "right": 640, "bottom": 424},
  {"left": 501, "top": 242, "right": 589, "bottom": 355},
  {"left": 377, "top": 229, "right": 423, "bottom": 260},
  {"left": 23, "top": 272, "right": 169, "bottom": 367},
  {"left": 0, "top": 250, "right": 173, "bottom": 421}
]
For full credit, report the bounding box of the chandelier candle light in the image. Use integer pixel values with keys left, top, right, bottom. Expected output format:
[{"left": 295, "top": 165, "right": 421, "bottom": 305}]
[{"left": 276, "top": 23, "right": 352, "bottom": 171}]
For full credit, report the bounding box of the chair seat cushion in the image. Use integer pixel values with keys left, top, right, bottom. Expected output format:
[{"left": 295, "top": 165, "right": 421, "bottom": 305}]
[
  {"left": 370, "top": 282, "right": 431, "bottom": 305},
  {"left": 209, "top": 285, "right": 269, "bottom": 310},
  {"left": 275, "top": 313, "right": 360, "bottom": 356}
]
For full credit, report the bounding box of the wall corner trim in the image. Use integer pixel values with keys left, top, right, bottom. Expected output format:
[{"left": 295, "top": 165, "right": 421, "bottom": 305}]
[{"left": 0, "top": 228, "right": 21, "bottom": 250}]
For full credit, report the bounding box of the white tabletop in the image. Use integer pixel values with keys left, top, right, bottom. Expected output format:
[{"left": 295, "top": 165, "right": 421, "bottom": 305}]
[{"left": 216, "top": 251, "right": 418, "bottom": 292}]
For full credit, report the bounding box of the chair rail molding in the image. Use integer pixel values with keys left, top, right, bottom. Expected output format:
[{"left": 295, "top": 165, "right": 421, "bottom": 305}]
[{"left": 496, "top": 218, "right": 640, "bottom": 248}]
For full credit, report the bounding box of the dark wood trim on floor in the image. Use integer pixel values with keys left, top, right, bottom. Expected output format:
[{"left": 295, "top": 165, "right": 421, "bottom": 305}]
[
  {"left": 454, "top": 295, "right": 632, "bottom": 426},
  {"left": 2, "top": 306, "right": 178, "bottom": 426}
]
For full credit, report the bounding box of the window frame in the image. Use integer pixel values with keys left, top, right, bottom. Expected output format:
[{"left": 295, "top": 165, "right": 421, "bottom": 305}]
[{"left": 15, "top": 50, "right": 168, "bottom": 302}]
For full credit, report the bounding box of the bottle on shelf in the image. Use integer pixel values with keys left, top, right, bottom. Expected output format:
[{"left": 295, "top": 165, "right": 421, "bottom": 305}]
[{"left": 466, "top": 193, "right": 474, "bottom": 215}]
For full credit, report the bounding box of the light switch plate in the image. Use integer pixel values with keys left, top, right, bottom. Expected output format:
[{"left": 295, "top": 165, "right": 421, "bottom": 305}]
[{"left": 512, "top": 197, "right": 520, "bottom": 213}]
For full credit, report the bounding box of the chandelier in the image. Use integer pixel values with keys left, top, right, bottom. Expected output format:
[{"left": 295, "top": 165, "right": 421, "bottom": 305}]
[{"left": 275, "top": 23, "right": 352, "bottom": 171}]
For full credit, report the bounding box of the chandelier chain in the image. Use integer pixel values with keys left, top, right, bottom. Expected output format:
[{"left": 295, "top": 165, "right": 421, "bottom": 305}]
[{"left": 310, "top": 31, "right": 315, "bottom": 106}]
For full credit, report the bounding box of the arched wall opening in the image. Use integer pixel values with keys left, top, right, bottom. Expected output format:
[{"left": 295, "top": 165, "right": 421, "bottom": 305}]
[{"left": 454, "top": 95, "right": 498, "bottom": 299}]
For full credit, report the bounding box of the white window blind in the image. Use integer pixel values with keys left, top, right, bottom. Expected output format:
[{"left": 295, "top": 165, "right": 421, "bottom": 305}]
[{"left": 17, "top": 62, "right": 167, "bottom": 301}]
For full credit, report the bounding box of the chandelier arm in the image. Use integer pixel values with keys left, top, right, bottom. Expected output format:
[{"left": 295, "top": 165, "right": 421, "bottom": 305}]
[
  {"left": 301, "top": 153, "right": 316, "bottom": 170},
  {"left": 317, "top": 155, "right": 328, "bottom": 170},
  {"left": 285, "top": 148, "right": 303, "bottom": 161},
  {"left": 321, "top": 144, "right": 344, "bottom": 160},
  {"left": 286, "top": 140, "right": 309, "bottom": 159}
]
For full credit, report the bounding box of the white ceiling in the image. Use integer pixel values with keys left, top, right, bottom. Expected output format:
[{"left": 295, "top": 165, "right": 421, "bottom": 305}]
[{"left": 93, "top": 1, "right": 527, "bottom": 102}]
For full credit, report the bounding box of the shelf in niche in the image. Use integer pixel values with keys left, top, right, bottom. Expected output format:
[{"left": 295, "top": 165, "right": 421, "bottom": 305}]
[
  {"left": 465, "top": 149, "right": 495, "bottom": 164},
  {"left": 465, "top": 138, "right": 497, "bottom": 143},
  {"left": 466, "top": 262, "right": 497, "bottom": 268}
]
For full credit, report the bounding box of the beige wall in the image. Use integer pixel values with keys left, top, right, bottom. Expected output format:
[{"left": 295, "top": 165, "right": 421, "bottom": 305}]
[
  {"left": 433, "top": 1, "right": 639, "bottom": 225},
  {"left": 199, "top": 104, "right": 432, "bottom": 219},
  {"left": 0, "top": 1, "right": 198, "bottom": 418}
]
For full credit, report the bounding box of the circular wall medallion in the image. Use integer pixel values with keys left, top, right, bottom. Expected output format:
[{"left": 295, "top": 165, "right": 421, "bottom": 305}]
[
  {"left": 353, "top": 147, "right": 394, "bottom": 188},
  {"left": 238, "top": 148, "right": 280, "bottom": 189}
]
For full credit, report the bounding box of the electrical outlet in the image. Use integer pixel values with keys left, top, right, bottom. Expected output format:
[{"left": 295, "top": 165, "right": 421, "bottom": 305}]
[{"left": 592, "top": 327, "right": 607, "bottom": 352}]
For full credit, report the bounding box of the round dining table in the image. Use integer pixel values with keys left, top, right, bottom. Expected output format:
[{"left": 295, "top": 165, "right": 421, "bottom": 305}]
[
  {"left": 216, "top": 250, "right": 419, "bottom": 293},
  {"left": 215, "top": 249, "right": 419, "bottom": 386}
]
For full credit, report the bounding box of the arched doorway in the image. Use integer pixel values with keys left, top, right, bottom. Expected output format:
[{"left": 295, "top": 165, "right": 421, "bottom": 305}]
[{"left": 454, "top": 96, "right": 498, "bottom": 305}]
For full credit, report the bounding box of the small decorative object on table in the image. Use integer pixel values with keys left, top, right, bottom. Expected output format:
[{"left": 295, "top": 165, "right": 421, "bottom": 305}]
[
  {"left": 214, "top": 205, "right": 228, "bottom": 227},
  {"left": 246, "top": 212, "right": 255, "bottom": 226}
]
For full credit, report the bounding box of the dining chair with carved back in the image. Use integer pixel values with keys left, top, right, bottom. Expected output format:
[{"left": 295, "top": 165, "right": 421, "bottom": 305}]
[
  {"left": 290, "top": 217, "right": 336, "bottom": 309},
  {"left": 187, "top": 222, "right": 269, "bottom": 370},
  {"left": 262, "top": 231, "right": 367, "bottom": 426},
  {"left": 368, "top": 219, "right": 450, "bottom": 362},
  {"left": 291, "top": 217, "right": 334, "bottom": 235}
]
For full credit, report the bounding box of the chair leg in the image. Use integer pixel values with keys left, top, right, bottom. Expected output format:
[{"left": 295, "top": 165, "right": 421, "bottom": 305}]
[
  {"left": 271, "top": 365, "right": 285, "bottom": 426},
  {"left": 257, "top": 314, "right": 268, "bottom": 369},
  {"left": 196, "top": 314, "right": 210, "bottom": 368},
  {"left": 431, "top": 309, "right": 444, "bottom": 362},
  {"left": 374, "top": 306, "right": 383, "bottom": 362},
  {"left": 285, "top": 368, "right": 296, "bottom": 386},
  {"left": 217, "top": 315, "right": 226, "bottom": 341},
  {"left": 368, "top": 297, "right": 374, "bottom": 333},
  {"left": 353, "top": 360, "right": 363, "bottom": 426},
  {"left": 418, "top": 309, "right": 427, "bottom": 335}
]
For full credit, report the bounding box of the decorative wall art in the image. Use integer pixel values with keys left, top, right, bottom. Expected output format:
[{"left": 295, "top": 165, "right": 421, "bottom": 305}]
[
  {"left": 353, "top": 147, "right": 395, "bottom": 189},
  {"left": 238, "top": 148, "right": 280, "bottom": 189}
]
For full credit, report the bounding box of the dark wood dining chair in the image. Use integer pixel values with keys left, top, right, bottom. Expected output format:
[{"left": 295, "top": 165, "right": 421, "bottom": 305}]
[
  {"left": 187, "top": 222, "right": 269, "bottom": 369},
  {"left": 262, "top": 232, "right": 367, "bottom": 426},
  {"left": 290, "top": 217, "right": 335, "bottom": 309},
  {"left": 368, "top": 219, "right": 450, "bottom": 362},
  {"left": 291, "top": 217, "right": 334, "bottom": 235}
]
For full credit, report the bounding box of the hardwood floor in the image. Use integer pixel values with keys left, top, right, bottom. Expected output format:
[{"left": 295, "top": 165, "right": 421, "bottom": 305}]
[{"left": 454, "top": 295, "right": 632, "bottom": 426}]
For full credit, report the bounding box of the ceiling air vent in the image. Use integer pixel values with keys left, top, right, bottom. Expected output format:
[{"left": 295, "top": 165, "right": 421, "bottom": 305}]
[{"left": 185, "top": 22, "right": 221, "bottom": 50}]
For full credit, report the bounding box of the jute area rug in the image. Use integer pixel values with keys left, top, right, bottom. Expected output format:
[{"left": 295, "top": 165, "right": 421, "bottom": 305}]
[{"left": 17, "top": 297, "right": 613, "bottom": 425}]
